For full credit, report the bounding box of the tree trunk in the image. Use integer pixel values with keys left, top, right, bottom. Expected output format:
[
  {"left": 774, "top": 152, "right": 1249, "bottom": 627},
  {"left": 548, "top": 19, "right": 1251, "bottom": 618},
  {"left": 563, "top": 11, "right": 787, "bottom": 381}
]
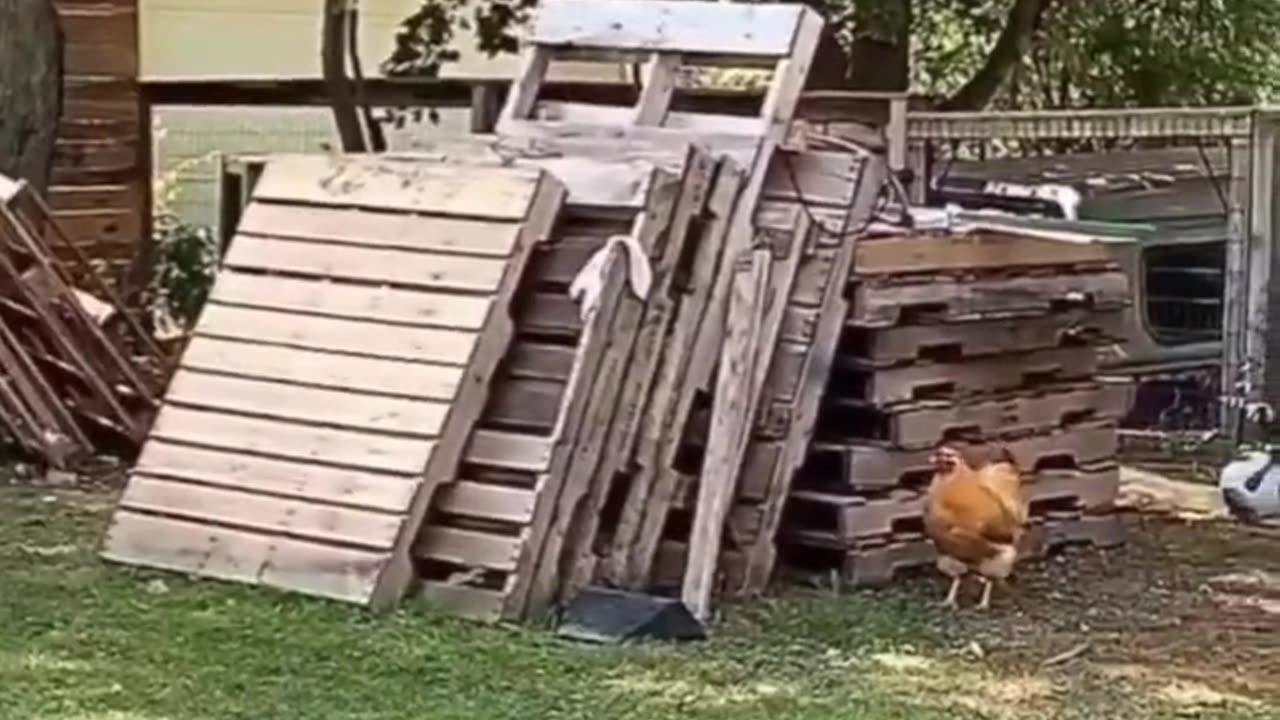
[
  {"left": 0, "top": 0, "right": 63, "bottom": 197},
  {"left": 803, "top": 1, "right": 911, "bottom": 92},
  {"left": 321, "top": 0, "right": 369, "bottom": 152},
  {"left": 938, "top": 0, "right": 1051, "bottom": 110}
]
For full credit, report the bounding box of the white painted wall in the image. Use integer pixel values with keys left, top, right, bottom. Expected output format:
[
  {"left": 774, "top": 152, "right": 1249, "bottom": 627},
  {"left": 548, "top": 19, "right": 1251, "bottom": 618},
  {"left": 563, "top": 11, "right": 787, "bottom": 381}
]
[{"left": 139, "top": 0, "right": 625, "bottom": 83}]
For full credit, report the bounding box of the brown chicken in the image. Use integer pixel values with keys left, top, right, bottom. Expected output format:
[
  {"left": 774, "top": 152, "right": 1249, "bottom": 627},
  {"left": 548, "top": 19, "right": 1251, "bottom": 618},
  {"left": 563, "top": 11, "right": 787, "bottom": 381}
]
[{"left": 923, "top": 444, "right": 1028, "bottom": 610}]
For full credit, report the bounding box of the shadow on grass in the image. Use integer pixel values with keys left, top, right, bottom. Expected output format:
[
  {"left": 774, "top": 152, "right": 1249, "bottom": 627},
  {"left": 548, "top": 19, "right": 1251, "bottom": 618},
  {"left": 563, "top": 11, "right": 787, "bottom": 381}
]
[{"left": 0, "top": 488, "right": 1273, "bottom": 720}]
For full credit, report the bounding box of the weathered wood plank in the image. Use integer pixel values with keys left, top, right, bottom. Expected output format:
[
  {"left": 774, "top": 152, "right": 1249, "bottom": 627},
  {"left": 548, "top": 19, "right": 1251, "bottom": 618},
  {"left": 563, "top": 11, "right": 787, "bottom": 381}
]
[
  {"left": 196, "top": 304, "right": 478, "bottom": 366},
  {"left": 134, "top": 441, "right": 419, "bottom": 513},
  {"left": 102, "top": 511, "right": 385, "bottom": 603},
  {"left": 148, "top": 406, "right": 436, "bottom": 474},
  {"left": 683, "top": 247, "right": 772, "bottom": 621},
  {"left": 236, "top": 202, "right": 522, "bottom": 257},
  {"left": 435, "top": 481, "right": 537, "bottom": 525},
  {"left": 417, "top": 526, "right": 523, "bottom": 572},
  {"left": 210, "top": 270, "right": 493, "bottom": 330},
  {"left": 251, "top": 154, "right": 543, "bottom": 221},
  {"left": 853, "top": 230, "right": 1116, "bottom": 276},
  {"left": 848, "top": 271, "right": 1131, "bottom": 327},
  {"left": 532, "top": 0, "right": 812, "bottom": 57},
  {"left": 222, "top": 235, "right": 510, "bottom": 294},
  {"left": 164, "top": 370, "right": 451, "bottom": 438},
  {"left": 180, "top": 337, "right": 463, "bottom": 401},
  {"left": 120, "top": 477, "right": 403, "bottom": 550},
  {"left": 466, "top": 430, "right": 555, "bottom": 473}
]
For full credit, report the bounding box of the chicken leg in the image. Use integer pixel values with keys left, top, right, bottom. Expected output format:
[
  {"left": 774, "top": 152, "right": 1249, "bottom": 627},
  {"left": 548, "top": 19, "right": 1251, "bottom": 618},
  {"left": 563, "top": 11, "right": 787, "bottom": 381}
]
[
  {"left": 942, "top": 576, "right": 962, "bottom": 609},
  {"left": 976, "top": 577, "right": 994, "bottom": 610}
]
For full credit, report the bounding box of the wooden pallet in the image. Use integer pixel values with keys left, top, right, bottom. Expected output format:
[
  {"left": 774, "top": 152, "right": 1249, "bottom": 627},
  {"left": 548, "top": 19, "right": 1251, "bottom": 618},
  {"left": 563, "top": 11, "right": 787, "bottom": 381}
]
[
  {"left": 838, "top": 310, "right": 1127, "bottom": 367},
  {"left": 0, "top": 174, "right": 160, "bottom": 464},
  {"left": 600, "top": 148, "right": 872, "bottom": 596},
  {"left": 485, "top": 0, "right": 827, "bottom": 620},
  {"left": 496, "top": 0, "right": 822, "bottom": 171},
  {"left": 784, "top": 465, "right": 1119, "bottom": 542},
  {"left": 782, "top": 510, "right": 1125, "bottom": 587},
  {"left": 102, "top": 155, "right": 566, "bottom": 610},
  {"left": 820, "top": 380, "right": 1134, "bottom": 450},
  {"left": 828, "top": 345, "right": 1100, "bottom": 407},
  {"left": 411, "top": 148, "right": 723, "bottom": 622},
  {"left": 852, "top": 228, "right": 1118, "bottom": 277},
  {"left": 848, "top": 270, "right": 1131, "bottom": 328},
  {"left": 549, "top": 158, "right": 743, "bottom": 609},
  {"left": 593, "top": 150, "right": 886, "bottom": 599},
  {"left": 804, "top": 421, "right": 1118, "bottom": 491}
]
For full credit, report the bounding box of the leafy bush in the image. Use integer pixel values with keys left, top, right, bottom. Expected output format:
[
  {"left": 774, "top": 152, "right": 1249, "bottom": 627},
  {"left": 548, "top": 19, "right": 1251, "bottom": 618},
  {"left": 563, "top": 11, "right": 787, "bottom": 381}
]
[{"left": 143, "top": 137, "right": 219, "bottom": 339}]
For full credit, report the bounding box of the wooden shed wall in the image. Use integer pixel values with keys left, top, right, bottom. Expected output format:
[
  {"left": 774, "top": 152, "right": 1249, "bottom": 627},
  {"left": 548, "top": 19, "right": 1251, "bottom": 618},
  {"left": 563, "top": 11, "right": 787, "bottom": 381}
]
[{"left": 54, "top": 0, "right": 147, "bottom": 275}]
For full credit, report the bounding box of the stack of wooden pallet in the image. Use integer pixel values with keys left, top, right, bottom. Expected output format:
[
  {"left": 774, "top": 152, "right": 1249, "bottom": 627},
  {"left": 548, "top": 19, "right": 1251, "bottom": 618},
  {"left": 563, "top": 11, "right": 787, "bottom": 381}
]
[
  {"left": 777, "top": 224, "right": 1135, "bottom": 585},
  {"left": 103, "top": 0, "right": 884, "bottom": 624},
  {"left": 0, "top": 173, "right": 159, "bottom": 467}
]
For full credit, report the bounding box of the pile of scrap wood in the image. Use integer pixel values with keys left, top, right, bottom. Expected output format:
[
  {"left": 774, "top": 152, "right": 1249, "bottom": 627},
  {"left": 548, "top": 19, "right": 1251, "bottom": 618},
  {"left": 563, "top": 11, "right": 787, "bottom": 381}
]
[
  {"left": 99, "top": 0, "right": 880, "bottom": 621},
  {"left": 98, "top": 0, "right": 1137, "bottom": 627},
  {"left": 0, "top": 173, "right": 161, "bottom": 467},
  {"left": 777, "top": 219, "right": 1135, "bottom": 584}
]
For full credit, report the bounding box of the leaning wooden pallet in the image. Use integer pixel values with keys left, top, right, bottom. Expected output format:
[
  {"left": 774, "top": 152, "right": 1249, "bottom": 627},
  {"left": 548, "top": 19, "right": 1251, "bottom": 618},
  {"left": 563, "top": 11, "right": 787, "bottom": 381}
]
[
  {"left": 489, "top": 0, "right": 825, "bottom": 618},
  {"left": 618, "top": 146, "right": 887, "bottom": 600},
  {"left": 101, "top": 154, "right": 566, "bottom": 611},
  {"left": 552, "top": 159, "right": 744, "bottom": 606},
  {"left": 731, "top": 149, "right": 889, "bottom": 596},
  {"left": 412, "top": 147, "right": 716, "bottom": 622}
]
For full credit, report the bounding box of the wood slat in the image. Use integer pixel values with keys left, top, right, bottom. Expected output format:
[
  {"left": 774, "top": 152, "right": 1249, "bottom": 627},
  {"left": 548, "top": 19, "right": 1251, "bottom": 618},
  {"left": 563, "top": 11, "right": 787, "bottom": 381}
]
[
  {"left": 120, "top": 477, "right": 402, "bottom": 550},
  {"left": 196, "top": 304, "right": 479, "bottom": 366},
  {"left": 435, "top": 481, "right": 537, "bottom": 524},
  {"left": 466, "top": 430, "right": 554, "bottom": 472},
  {"left": 53, "top": 138, "right": 139, "bottom": 176},
  {"left": 418, "top": 583, "right": 506, "bottom": 622},
  {"left": 251, "top": 155, "right": 543, "bottom": 220},
  {"left": 388, "top": 146, "right": 661, "bottom": 210},
  {"left": 63, "top": 43, "right": 138, "bottom": 77},
  {"left": 532, "top": 0, "right": 807, "bottom": 57},
  {"left": 45, "top": 208, "right": 141, "bottom": 250},
  {"left": 135, "top": 441, "right": 418, "bottom": 513},
  {"left": 164, "top": 370, "right": 451, "bottom": 437},
  {"left": 180, "top": 336, "right": 463, "bottom": 401},
  {"left": 56, "top": 5, "right": 136, "bottom": 46},
  {"left": 507, "top": 342, "right": 576, "bottom": 380},
  {"left": 149, "top": 406, "right": 436, "bottom": 474},
  {"left": 210, "top": 271, "right": 493, "bottom": 330},
  {"left": 236, "top": 202, "right": 522, "bottom": 258},
  {"left": 417, "top": 526, "right": 523, "bottom": 571},
  {"left": 222, "top": 235, "right": 509, "bottom": 294},
  {"left": 46, "top": 184, "right": 139, "bottom": 212},
  {"left": 853, "top": 231, "right": 1115, "bottom": 276},
  {"left": 103, "top": 511, "right": 385, "bottom": 603}
]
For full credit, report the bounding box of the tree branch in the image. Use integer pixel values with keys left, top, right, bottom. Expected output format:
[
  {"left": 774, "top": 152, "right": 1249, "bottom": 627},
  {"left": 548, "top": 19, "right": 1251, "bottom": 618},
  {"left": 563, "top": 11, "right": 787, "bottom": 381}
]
[
  {"left": 940, "top": 0, "right": 1052, "bottom": 111},
  {"left": 321, "top": 0, "right": 368, "bottom": 152}
]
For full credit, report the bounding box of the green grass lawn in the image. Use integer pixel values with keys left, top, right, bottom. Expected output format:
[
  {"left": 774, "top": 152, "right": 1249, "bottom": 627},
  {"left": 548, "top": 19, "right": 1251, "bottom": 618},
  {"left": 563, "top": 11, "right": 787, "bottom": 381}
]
[{"left": 0, "top": 487, "right": 1275, "bottom": 720}]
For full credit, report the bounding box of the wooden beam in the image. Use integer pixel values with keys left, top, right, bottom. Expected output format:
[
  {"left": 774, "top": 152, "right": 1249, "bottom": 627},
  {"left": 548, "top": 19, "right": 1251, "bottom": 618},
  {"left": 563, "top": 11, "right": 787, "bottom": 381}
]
[{"left": 682, "top": 246, "right": 771, "bottom": 622}]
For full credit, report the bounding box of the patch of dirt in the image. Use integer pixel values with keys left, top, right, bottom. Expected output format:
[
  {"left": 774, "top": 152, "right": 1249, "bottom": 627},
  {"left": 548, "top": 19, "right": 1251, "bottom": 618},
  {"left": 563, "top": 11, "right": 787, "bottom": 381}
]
[
  {"left": 2, "top": 455, "right": 128, "bottom": 493},
  {"left": 907, "top": 513, "right": 1280, "bottom": 703}
]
